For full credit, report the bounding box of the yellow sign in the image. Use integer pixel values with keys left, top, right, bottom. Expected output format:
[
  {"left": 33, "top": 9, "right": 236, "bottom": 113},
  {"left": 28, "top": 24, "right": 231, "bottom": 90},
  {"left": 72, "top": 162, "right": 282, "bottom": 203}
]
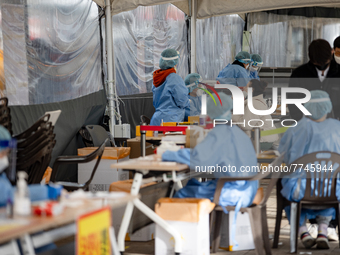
[{"left": 77, "top": 207, "right": 111, "bottom": 255}]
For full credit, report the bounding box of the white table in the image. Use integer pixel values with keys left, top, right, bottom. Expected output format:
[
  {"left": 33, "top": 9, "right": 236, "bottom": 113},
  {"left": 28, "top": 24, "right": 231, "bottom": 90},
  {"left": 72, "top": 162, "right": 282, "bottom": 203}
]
[
  {"left": 0, "top": 193, "right": 137, "bottom": 255},
  {"left": 111, "top": 155, "right": 196, "bottom": 254}
]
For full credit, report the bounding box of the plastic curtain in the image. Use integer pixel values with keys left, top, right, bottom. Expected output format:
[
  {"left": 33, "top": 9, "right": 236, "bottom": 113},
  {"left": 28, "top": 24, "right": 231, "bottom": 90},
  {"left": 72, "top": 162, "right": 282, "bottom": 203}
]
[
  {"left": 1, "top": 0, "right": 103, "bottom": 105},
  {"left": 196, "top": 14, "right": 245, "bottom": 80},
  {"left": 248, "top": 12, "right": 340, "bottom": 68},
  {"left": 109, "top": 3, "right": 189, "bottom": 96}
]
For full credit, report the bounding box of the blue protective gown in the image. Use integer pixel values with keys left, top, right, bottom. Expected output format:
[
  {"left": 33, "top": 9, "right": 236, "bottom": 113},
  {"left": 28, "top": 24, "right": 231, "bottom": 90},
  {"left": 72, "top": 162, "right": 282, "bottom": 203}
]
[
  {"left": 162, "top": 124, "right": 259, "bottom": 206},
  {"left": 0, "top": 173, "right": 13, "bottom": 207},
  {"left": 216, "top": 64, "right": 251, "bottom": 87},
  {"left": 150, "top": 73, "right": 190, "bottom": 126},
  {"left": 184, "top": 95, "right": 201, "bottom": 121},
  {"left": 279, "top": 117, "right": 340, "bottom": 225},
  {"left": 249, "top": 70, "right": 260, "bottom": 80},
  {"left": 162, "top": 124, "right": 259, "bottom": 247}
]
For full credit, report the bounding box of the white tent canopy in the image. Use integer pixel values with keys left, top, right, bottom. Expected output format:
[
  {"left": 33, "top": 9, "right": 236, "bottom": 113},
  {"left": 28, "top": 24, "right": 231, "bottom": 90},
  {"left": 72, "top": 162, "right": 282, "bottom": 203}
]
[
  {"left": 95, "top": 0, "right": 340, "bottom": 138},
  {"left": 94, "top": 0, "right": 340, "bottom": 19}
]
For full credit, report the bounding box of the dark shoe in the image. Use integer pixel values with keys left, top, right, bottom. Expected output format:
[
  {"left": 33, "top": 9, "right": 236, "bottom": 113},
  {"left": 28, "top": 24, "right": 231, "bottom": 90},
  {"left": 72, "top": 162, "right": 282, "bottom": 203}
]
[
  {"left": 316, "top": 233, "right": 330, "bottom": 249},
  {"left": 301, "top": 232, "right": 316, "bottom": 249}
]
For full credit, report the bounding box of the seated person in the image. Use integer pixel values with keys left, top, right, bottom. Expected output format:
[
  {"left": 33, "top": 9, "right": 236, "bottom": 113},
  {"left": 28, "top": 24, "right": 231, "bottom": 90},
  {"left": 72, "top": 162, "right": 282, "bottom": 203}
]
[
  {"left": 184, "top": 73, "right": 203, "bottom": 121},
  {"left": 162, "top": 92, "right": 258, "bottom": 228},
  {"left": 150, "top": 49, "right": 189, "bottom": 126},
  {"left": 232, "top": 79, "right": 279, "bottom": 151},
  {"left": 216, "top": 51, "right": 252, "bottom": 88},
  {"left": 0, "top": 125, "right": 14, "bottom": 207},
  {"left": 249, "top": 54, "right": 263, "bottom": 80},
  {"left": 279, "top": 90, "right": 340, "bottom": 249}
]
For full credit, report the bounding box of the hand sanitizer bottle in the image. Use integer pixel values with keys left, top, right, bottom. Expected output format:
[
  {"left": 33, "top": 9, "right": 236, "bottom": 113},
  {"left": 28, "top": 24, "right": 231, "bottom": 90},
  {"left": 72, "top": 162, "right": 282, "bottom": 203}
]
[{"left": 14, "top": 171, "right": 31, "bottom": 216}]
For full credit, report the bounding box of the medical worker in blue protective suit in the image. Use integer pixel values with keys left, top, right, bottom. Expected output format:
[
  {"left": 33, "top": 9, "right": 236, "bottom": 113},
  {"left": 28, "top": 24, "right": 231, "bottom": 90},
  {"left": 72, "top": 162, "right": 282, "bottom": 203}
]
[
  {"left": 184, "top": 73, "right": 203, "bottom": 121},
  {"left": 279, "top": 90, "right": 340, "bottom": 250},
  {"left": 249, "top": 54, "right": 263, "bottom": 80},
  {"left": 162, "top": 92, "right": 259, "bottom": 247},
  {"left": 150, "top": 49, "right": 190, "bottom": 126},
  {"left": 0, "top": 126, "right": 14, "bottom": 208},
  {"left": 216, "top": 51, "right": 252, "bottom": 88}
]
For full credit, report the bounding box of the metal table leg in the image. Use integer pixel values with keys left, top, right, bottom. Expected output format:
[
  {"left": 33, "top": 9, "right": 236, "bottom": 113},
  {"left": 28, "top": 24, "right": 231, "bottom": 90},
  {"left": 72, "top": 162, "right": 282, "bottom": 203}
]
[
  {"left": 290, "top": 202, "right": 297, "bottom": 253},
  {"left": 140, "top": 124, "right": 146, "bottom": 157},
  {"left": 109, "top": 226, "right": 120, "bottom": 255},
  {"left": 20, "top": 234, "right": 35, "bottom": 255},
  {"left": 117, "top": 172, "right": 182, "bottom": 254},
  {"left": 117, "top": 173, "right": 142, "bottom": 253}
]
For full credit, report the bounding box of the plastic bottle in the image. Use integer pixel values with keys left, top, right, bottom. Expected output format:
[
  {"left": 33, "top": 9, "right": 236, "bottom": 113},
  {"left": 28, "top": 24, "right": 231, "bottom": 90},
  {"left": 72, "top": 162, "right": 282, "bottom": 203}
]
[
  {"left": 199, "top": 114, "right": 206, "bottom": 126},
  {"left": 14, "top": 171, "right": 31, "bottom": 216}
]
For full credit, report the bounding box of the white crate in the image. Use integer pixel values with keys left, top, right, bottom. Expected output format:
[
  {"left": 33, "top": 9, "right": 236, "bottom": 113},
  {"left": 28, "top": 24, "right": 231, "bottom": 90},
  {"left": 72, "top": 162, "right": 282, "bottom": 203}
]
[
  {"left": 155, "top": 214, "right": 210, "bottom": 255},
  {"left": 78, "top": 156, "right": 129, "bottom": 192}
]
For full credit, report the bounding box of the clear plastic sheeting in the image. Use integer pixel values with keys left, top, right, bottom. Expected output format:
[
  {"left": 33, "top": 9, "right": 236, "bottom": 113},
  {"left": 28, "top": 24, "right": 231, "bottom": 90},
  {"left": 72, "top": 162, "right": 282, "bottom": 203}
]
[
  {"left": 196, "top": 15, "right": 245, "bottom": 80},
  {"left": 1, "top": 0, "right": 103, "bottom": 105},
  {"left": 248, "top": 12, "right": 340, "bottom": 68},
  {"left": 111, "top": 4, "right": 188, "bottom": 96},
  {"left": 1, "top": 3, "right": 28, "bottom": 102}
]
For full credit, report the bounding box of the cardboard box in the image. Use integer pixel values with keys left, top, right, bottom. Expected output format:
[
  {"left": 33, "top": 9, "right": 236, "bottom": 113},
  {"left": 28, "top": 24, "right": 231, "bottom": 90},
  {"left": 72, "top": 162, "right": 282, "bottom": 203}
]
[
  {"left": 185, "top": 127, "right": 210, "bottom": 148},
  {"left": 135, "top": 125, "right": 154, "bottom": 137},
  {"left": 188, "top": 116, "right": 199, "bottom": 123},
  {"left": 109, "top": 179, "right": 157, "bottom": 192},
  {"left": 218, "top": 211, "right": 255, "bottom": 251},
  {"left": 77, "top": 147, "right": 130, "bottom": 192},
  {"left": 162, "top": 122, "right": 177, "bottom": 126},
  {"left": 78, "top": 147, "right": 130, "bottom": 159},
  {"left": 127, "top": 137, "right": 154, "bottom": 159},
  {"left": 155, "top": 198, "right": 215, "bottom": 255}
]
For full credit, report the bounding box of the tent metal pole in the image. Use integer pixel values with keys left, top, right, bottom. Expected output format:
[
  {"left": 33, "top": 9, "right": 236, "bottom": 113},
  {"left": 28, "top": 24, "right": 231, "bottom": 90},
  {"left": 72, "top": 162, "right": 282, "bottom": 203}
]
[
  {"left": 190, "top": 0, "right": 197, "bottom": 73},
  {"left": 105, "top": 0, "right": 116, "bottom": 136}
]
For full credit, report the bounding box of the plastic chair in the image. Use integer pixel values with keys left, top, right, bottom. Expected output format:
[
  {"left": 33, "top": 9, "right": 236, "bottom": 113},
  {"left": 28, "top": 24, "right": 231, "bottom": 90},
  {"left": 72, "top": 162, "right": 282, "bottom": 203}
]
[
  {"left": 78, "top": 125, "right": 113, "bottom": 147},
  {"left": 17, "top": 133, "right": 55, "bottom": 165},
  {"left": 13, "top": 114, "right": 50, "bottom": 141},
  {"left": 0, "top": 97, "right": 12, "bottom": 135},
  {"left": 17, "top": 138, "right": 56, "bottom": 184},
  {"left": 14, "top": 116, "right": 56, "bottom": 184},
  {"left": 273, "top": 151, "right": 340, "bottom": 253},
  {"left": 17, "top": 123, "right": 54, "bottom": 150},
  {"left": 210, "top": 154, "right": 284, "bottom": 255},
  {"left": 140, "top": 115, "right": 150, "bottom": 125},
  {"left": 50, "top": 139, "right": 107, "bottom": 191}
]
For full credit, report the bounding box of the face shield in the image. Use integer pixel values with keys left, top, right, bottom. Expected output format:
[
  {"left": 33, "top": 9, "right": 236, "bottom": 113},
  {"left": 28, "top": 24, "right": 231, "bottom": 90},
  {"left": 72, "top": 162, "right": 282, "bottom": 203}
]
[
  {"left": 250, "top": 61, "right": 263, "bottom": 73},
  {"left": 186, "top": 76, "right": 203, "bottom": 95}
]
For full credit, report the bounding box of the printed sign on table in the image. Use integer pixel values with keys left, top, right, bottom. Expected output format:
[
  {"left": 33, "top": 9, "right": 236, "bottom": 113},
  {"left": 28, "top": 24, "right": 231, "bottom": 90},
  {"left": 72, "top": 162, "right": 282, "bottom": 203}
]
[{"left": 77, "top": 207, "right": 111, "bottom": 255}]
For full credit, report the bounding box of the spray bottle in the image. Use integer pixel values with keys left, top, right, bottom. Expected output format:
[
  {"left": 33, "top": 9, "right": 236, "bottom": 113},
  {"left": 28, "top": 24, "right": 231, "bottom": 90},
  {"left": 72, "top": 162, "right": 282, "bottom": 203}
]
[{"left": 14, "top": 171, "right": 31, "bottom": 216}]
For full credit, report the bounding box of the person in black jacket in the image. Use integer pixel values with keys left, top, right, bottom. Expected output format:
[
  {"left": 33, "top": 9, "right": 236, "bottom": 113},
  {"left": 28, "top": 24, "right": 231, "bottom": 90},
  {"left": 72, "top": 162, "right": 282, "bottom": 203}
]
[
  {"left": 334, "top": 36, "right": 340, "bottom": 65},
  {"left": 288, "top": 39, "right": 340, "bottom": 121},
  {"left": 289, "top": 39, "right": 340, "bottom": 241}
]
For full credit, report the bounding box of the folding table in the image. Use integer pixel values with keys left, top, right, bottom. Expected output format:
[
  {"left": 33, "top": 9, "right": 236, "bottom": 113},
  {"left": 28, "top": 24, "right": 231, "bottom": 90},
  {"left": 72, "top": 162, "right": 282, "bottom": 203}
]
[{"left": 112, "top": 156, "right": 199, "bottom": 255}]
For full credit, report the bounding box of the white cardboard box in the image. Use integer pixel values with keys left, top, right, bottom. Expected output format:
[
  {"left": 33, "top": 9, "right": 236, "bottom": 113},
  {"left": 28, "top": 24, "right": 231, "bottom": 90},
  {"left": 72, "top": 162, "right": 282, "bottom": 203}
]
[
  {"left": 219, "top": 211, "right": 255, "bottom": 251},
  {"left": 78, "top": 157, "right": 129, "bottom": 192},
  {"left": 155, "top": 198, "right": 214, "bottom": 255},
  {"left": 155, "top": 214, "right": 210, "bottom": 255},
  {"left": 111, "top": 205, "right": 155, "bottom": 241}
]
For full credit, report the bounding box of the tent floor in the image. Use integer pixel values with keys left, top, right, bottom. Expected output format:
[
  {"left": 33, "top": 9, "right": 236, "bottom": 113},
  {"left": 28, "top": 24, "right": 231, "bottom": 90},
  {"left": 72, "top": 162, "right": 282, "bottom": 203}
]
[{"left": 124, "top": 179, "right": 340, "bottom": 255}]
